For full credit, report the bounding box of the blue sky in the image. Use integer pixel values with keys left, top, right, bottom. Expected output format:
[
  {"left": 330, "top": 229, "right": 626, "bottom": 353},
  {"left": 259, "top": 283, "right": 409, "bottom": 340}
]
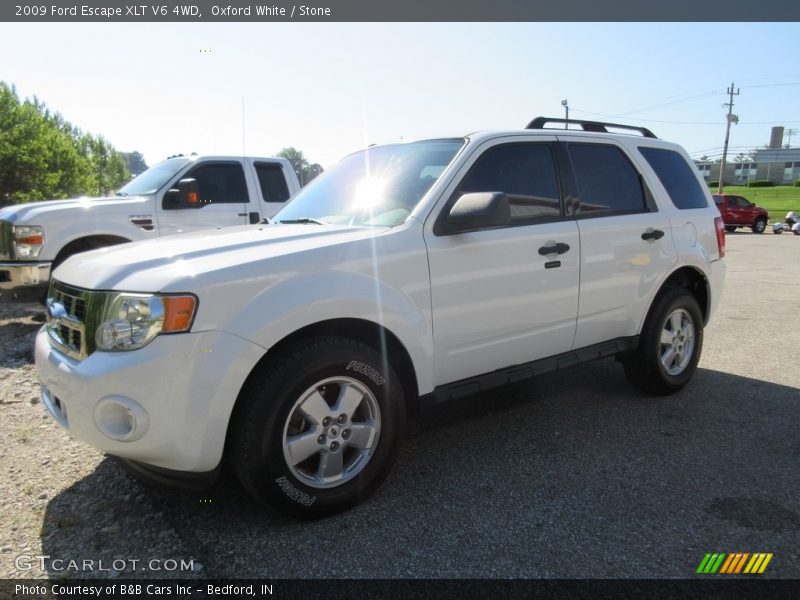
[{"left": 1, "top": 22, "right": 798, "bottom": 168}]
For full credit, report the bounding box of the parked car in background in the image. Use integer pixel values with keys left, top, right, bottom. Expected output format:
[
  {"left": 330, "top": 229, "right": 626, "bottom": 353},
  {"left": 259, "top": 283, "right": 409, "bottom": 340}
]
[
  {"left": 773, "top": 211, "right": 800, "bottom": 234},
  {"left": 0, "top": 155, "right": 301, "bottom": 301},
  {"left": 713, "top": 194, "right": 769, "bottom": 234}
]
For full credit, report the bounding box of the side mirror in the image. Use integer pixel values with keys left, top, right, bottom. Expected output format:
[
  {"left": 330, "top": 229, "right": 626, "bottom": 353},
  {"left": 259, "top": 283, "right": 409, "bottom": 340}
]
[
  {"left": 163, "top": 178, "right": 202, "bottom": 209},
  {"left": 436, "top": 192, "right": 511, "bottom": 235}
]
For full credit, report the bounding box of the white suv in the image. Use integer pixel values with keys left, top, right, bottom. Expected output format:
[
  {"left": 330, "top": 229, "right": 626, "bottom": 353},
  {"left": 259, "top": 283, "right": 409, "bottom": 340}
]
[{"left": 35, "top": 118, "right": 726, "bottom": 517}]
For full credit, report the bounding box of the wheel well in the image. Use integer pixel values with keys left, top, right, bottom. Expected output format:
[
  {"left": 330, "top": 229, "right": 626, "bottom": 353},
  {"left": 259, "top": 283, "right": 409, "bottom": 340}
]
[
  {"left": 53, "top": 235, "right": 131, "bottom": 269},
  {"left": 238, "top": 318, "right": 419, "bottom": 415},
  {"left": 659, "top": 267, "right": 710, "bottom": 324}
]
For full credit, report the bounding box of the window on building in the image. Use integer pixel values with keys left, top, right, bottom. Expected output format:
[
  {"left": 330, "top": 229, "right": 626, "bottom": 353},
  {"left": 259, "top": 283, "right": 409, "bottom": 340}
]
[
  {"left": 696, "top": 163, "right": 712, "bottom": 179},
  {"left": 784, "top": 162, "right": 800, "bottom": 182},
  {"left": 734, "top": 163, "right": 757, "bottom": 182}
]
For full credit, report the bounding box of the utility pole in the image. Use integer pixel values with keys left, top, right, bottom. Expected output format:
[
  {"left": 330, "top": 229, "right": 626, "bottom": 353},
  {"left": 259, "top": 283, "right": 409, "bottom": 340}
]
[
  {"left": 785, "top": 128, "right": 798, "bottom": 148},
  {"left": 717, "top": 82, "right": 740, "bottom": 194},
  {"left": 561, "top": 99, "right": 569, "bottom": 129}
]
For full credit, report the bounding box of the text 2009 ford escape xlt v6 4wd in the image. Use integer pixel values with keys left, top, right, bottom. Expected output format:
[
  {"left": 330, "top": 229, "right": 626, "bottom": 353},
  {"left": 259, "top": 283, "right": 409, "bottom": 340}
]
[{"left": 35, "top": 118, "right": 726, "bottom": 517}]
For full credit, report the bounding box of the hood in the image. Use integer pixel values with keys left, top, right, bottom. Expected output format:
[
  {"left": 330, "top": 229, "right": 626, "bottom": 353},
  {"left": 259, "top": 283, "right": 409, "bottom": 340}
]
[
  {"left": 0, "top": 196, "right": 149, "bottom": 223},
  {"left": 53, "top": 223, "right": 389, "bottom": 292}
]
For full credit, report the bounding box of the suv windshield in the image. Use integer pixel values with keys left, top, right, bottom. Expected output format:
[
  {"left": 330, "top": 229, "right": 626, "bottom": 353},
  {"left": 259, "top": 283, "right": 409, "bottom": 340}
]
[
  {"left": 275, "top": 139, "right": 465, "bottom": 227},
  {"left": 116, "top": 158, "right": 192, "bottom": 196}
]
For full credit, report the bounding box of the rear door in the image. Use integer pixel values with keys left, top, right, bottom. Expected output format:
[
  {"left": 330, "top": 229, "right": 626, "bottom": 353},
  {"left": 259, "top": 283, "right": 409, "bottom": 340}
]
[
  {"left": 560, "top": 139, "right": 677, "bottom": 349},
  {"left": 252, "top": 160, "right": 294, "bottom": 220}
]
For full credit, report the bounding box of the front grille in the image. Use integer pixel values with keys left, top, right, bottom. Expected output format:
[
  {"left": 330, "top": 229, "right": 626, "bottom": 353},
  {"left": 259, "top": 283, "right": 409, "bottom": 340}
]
[
  {"left": 0, "top": 220, "right": 13, "bottom": 261},
  {"left": 46, "top": 281, "right": 102, "bottom": 361},
  {"left": 52, "top": 286, "right": 86, "bottom": 322}
]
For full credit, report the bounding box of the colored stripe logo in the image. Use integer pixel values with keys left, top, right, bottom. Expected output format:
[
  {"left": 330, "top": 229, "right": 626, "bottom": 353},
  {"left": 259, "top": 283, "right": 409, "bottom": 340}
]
[{"left": 696, "top": 552, "right": 773, "bottom": 574}]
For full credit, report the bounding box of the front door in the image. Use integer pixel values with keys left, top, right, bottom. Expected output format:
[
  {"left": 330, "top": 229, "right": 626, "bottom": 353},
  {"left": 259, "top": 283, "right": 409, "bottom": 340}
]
[
  {"left": 157, "top": 161, "right": 252, "bottom": 235},
  {"left": 425, "top": 138, "right": 580, "bottom": 386}
]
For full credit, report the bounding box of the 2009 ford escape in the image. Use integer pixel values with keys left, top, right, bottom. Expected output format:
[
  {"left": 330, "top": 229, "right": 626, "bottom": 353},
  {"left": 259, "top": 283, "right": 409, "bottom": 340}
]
[{"left": 35, "top": 118, "right": 726, "bottom": 516}]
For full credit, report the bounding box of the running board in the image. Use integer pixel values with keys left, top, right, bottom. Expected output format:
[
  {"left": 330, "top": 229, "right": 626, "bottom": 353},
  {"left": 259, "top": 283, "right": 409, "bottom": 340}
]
[{"left": 424, "top": 336, "right": 639, "bottom": 404}]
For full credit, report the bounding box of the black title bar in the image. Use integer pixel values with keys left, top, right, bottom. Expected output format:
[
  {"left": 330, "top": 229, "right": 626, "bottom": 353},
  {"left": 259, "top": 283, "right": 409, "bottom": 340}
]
[{"left": 4, "top": 0, "right": 800, "bottom": 22}]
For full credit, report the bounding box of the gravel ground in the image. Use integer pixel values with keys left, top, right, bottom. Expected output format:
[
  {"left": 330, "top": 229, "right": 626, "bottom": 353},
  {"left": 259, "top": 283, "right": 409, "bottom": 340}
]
[
  {"left": 1, "top": 232, "right": 798, "bottom": 580},
  {"left": 0, "top": 304, "right": 203, "bottom": 580}
]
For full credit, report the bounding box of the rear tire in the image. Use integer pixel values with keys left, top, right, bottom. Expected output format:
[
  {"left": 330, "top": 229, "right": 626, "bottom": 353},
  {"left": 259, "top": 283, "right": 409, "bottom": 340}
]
[
  {"left": 724, "top": 225, "right": 736, "bottom": 233},
  {"left": 623, "top": 287, "right": 703, "bottom": 396},
  {"left": 751, "top": 217, "right": 766, "bottom": 234},
  {"left": 230, "top": 336, "right": 405, "bottom": 517}
]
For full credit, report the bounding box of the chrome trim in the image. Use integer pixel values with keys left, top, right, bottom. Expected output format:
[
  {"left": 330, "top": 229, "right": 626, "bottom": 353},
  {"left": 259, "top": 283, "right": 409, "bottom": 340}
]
[
  {"left": 46, "top": 281, "right": 105, "bottom": 361},
  {"left": 0, "top": 220, "right": 14, "bottom": 261},
  {"left": 0, "top": 261, "right": 51, "bottom": 290}
]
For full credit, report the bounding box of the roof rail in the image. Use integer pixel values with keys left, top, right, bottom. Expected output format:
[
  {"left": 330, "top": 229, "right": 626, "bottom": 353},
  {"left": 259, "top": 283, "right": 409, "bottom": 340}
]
[{"left": 526, "top": 116, "right": 657, "bottom": 139}]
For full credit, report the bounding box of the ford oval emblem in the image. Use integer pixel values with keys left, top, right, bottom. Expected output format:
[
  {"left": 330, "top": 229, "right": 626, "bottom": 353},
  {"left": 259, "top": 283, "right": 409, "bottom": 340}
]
[{"left": 46, "top": 299, "right": 67, "bottom": 322}]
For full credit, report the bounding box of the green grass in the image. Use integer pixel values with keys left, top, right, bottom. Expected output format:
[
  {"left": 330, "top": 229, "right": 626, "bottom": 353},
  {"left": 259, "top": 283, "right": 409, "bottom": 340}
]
[{"left": 716, "top": 185, "right": 800, "bottom": 223}]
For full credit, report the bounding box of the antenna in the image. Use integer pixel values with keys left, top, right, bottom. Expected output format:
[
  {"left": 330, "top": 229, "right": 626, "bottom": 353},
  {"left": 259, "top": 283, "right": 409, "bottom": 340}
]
[{"left": 241, "top": 96, "right": 246, "bottom": 157}]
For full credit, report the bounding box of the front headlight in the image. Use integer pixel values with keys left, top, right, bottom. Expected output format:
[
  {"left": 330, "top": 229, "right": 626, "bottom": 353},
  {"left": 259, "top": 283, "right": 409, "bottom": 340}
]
[
  {"left": 95, "top": 292, "right": 197, "bottom": 351},
  {"left": 13, "top": 225, "right": 45, "bottom": 259}
]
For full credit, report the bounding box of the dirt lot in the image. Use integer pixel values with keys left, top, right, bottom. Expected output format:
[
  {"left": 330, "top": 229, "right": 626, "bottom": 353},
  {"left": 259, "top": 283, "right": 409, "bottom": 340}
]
[{"left": 1, "top": 232, "right": 798, "bottom": 579}]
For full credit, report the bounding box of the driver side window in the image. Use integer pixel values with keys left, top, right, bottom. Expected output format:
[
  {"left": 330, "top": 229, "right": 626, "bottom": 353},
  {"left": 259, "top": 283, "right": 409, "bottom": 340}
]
[
  {"left": 455, "top": 143, "right": 561, "bottom": 225},
  {"left": 163, "top": 162, "right": 249, "bottom": 210}
]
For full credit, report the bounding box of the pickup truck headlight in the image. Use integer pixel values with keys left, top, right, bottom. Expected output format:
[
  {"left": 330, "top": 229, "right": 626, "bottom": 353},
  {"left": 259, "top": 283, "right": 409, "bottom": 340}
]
[
  {"left": 13, "top": 225, "right": 45, "bottom": 259},
  {"left": 95, "top": 293, "right": 197, "bottom": 351}
]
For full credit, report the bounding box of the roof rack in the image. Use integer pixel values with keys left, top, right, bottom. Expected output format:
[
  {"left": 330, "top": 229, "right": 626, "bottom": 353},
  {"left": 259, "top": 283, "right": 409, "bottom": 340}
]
[{"left": 526, "top": 116, "right": 657, "bottom": 139}]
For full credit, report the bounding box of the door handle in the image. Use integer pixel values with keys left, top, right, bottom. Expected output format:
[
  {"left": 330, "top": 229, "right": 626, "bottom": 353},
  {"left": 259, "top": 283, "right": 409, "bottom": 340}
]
[
  {"left": 538, "top": 242, "right": 570, "bottom": 256},
  {"left": 641, "top": 229, "right": 665, "bottom": 241}
]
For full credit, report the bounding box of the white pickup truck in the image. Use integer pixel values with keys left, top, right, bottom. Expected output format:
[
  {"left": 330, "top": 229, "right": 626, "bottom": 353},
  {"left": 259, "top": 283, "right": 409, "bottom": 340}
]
[
  {"left": 35, "top": 118, "right": 725, "bottom": 517},
  {"left": 0, "top": 155, "right": 300, "bottom": 301}
]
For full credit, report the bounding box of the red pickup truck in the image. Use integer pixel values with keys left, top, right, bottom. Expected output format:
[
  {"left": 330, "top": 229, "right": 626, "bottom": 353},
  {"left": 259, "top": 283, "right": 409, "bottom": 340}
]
[{"left": 713, "top": 194, "right": 769, "bottom": 234}]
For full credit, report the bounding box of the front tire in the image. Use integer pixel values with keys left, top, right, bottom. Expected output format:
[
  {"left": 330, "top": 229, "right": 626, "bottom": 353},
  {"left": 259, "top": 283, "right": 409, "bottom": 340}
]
[
  {"left": 752, "top": 217, "right": 767, "bottom": 234},
  {"left": 724, "top": 225, "right": 737, "bottom": 233},
  {"left": 623, "top": 287, "right": 704, "bottom": 395},
  {"left": 230, "top": 336, "right": 405, "bottom": 517}
]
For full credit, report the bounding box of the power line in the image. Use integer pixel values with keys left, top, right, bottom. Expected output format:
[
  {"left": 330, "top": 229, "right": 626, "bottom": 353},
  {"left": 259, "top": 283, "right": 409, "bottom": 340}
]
[{"left": 571, "top": 109, "right": 800, "bottom": 127}]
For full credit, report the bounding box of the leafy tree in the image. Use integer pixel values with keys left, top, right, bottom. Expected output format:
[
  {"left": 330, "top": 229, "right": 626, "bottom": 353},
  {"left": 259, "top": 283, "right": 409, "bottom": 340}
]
[
  {"left": 0, "top": 81, "right": 130, "bottom": 203},
  {"left": 276, "top": 147, "right": 323, "bottom": 186},
  {"left": 121, "top": 151, "right": 148, "bottom": 176}
]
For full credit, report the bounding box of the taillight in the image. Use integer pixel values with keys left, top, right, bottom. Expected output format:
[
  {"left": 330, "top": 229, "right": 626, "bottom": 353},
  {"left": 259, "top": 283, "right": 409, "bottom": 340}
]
[{"left": 714, "top": 217, "right": 726, "bottom": 259}]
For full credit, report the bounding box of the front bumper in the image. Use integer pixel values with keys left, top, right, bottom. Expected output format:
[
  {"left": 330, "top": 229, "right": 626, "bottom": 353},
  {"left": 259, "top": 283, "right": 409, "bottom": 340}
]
[
  {"left": 0, "top": 261, "right": 51, "bottom": 301},
  {"left": 35, "top": 326, "right": 266, "bottom": 473}
]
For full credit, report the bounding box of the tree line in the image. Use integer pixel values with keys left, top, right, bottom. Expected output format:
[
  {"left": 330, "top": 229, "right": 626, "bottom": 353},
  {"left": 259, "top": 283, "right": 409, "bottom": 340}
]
[
  {"left": 0, "top": 81, "right": 131, "bottom": 205},
  {"left": 0, "top": 81, "right": 324, "bottom": 206}
]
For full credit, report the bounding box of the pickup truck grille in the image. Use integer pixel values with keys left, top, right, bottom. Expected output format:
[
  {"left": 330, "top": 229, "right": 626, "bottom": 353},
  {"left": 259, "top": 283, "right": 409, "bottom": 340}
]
[
  {"left": 0, "top": 220, "right": 12, "bottom": 261},
  {"left": 46, "top": 281, "right": 102, "bottom": 361}
]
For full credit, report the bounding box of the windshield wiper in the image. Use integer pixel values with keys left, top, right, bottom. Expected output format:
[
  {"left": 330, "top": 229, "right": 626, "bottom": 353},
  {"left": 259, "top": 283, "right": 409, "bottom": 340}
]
[
  {"left": 115, "top": 191, "right": 129, "bottom": 197},
  {"left": 279, "top": 218, "right": 326, "bottom": 225}
]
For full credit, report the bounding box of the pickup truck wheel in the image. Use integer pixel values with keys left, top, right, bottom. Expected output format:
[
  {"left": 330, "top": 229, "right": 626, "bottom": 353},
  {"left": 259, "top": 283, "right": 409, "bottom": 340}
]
[
  {"left": 724, "top": 225, "right": 736, "bottom": 233},
  {"left": 623, "top": 287, "right": 703, "bottom": 396},
  {"left": 751, "top": 218, "right": 767, "bottom": 234},
  {"left": 230, "top": 336, "right": 404, "bottom": 517}
]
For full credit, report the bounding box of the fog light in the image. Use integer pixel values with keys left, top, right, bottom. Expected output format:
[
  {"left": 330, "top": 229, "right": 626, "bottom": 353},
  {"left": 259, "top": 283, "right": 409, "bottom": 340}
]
[{"left": 94, "top": 396, "right": 149, "bottom": 442}]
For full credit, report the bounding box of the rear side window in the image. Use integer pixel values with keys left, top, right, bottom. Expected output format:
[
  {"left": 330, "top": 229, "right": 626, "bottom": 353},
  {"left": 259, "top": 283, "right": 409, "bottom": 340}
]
[
  {"left": 567, "top": 144, "right": 646, "bottom": 215},
  {"left": 256, "top": 163, "right": 291, "bottom": 203},
  {"left": 639, "top": 147, "right": 708, "bottom": 210}
]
